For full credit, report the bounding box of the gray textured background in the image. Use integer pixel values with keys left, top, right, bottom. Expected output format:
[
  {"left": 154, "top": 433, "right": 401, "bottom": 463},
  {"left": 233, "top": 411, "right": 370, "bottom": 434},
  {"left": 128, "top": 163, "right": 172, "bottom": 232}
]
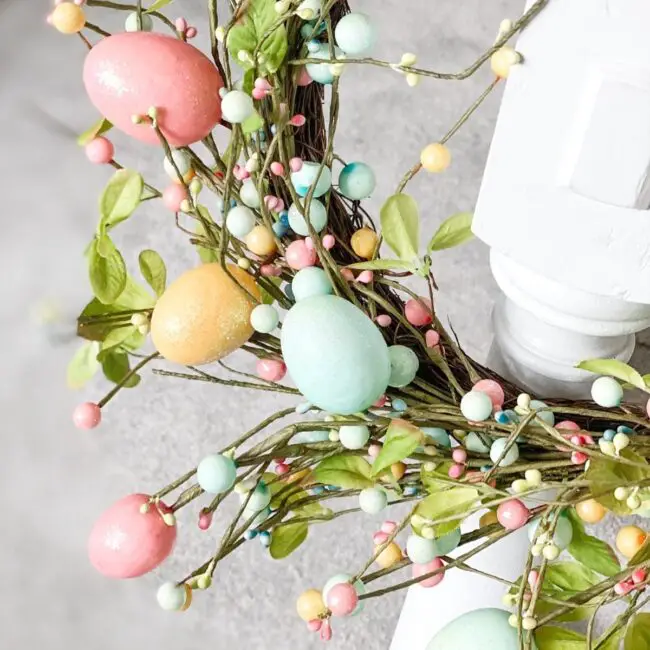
[{"left": 2, "top": 1, "right": 643, "bottom": 648}]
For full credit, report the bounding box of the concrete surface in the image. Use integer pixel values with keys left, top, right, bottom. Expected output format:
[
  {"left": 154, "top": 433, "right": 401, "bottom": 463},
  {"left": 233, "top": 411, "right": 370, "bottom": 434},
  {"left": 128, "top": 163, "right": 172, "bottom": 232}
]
[{"left": 2, "top": 1, "right": 643, "bottom": 649}]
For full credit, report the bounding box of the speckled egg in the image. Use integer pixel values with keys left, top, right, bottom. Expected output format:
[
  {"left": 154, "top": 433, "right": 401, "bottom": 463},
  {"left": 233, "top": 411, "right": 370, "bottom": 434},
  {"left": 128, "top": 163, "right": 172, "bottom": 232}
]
[
  {"left": 281, "top": 295, "right": 390, "bottom": 414},
  {"left": 338, "top": 162, "right": 376, "bottom": 200},
  {"left": 83, "top": 33, "right": 223, "bottom": 146},
  {"left": 291, "top": 161, "right": 332, "bottom": 198},
  {"left": 151, "top": 263, "right": 260, "bottom": 365},
  {"left": 88, "top": 493, "right": 176, "bottom": 578}
]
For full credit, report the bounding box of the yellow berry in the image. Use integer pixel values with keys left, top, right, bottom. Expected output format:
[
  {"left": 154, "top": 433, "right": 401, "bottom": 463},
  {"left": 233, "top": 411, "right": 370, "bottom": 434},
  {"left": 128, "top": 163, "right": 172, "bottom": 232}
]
[
  {"left": 616, "top": 525, "right": 647, "bottom": 559},
  {"left": 575, "top": 499, "right": 607, "bottom": 524},
  {"left": 490, "top": 46, "right": 520, "bottom": 78},
  {"left": 245, "top": 225, "right": 277, "bottom": 257},
  {"left": 296, "top": 589, "right": 326, "bottom": 622},
  {"left": 479, "top": 510, "right": 499, "bottom": 528},
  {"left": 375, "top": 542, "right": 403, "bottom": 569},
  {"left": 350, "top": 227, "right": 379, "bottom": 259},
  {"left": 51, "top": 2, "right": 86, "bottom": 34},
  {"left": 391, "top": 461, "right": 406, "bottom": 481},
  {"left": 420, "top": 143, "right": 451, "bottom": 173}
]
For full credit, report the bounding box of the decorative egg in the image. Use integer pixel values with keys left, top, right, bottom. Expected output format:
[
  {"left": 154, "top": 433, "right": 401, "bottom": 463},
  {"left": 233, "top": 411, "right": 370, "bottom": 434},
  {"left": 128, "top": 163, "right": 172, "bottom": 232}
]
[
  {"left": 388, "top": 345, "right": 420, "bottom": 388},
  {"left": 351, "top": 227, "right": 378, "bottom": 259},
  {"left": 156, "top": 582, "right": 187, "bottom": 611},
  {"left": 339, "top": 425, "right": 370, "bottom": 450},
  {"left": 296, "top": 589, "right": 327, "bottom": 622},
  {"left": 245, "top": 225, "right": 278, "bottom": 256},
  {"left": 51, "top": 2, "right": 86, "bottom": 34},
  {"left": 528, "top": 515, "right": 573, "bottom": 550},
  {"left": 426, "top": 608, "right": 535, "bottom": 650},
  {"left": 465, "top": 431, "right": 491, "bottom": 453},
  {"left": 151, "top": 263, "right": 260, "bottom": 365},
  {"left": 430, "top": 527, "right": 461, "bottom": 556},
  {"left": 221, "top": 90, "right": 255, "bottom": 124},
  {"left": 422, "top": 427, "right": 451, "bottom": 448},
  {"left": 197, "top": 453, "right": 237, "bottom": 494},
  {"left": 489, "top": 438, "right": 519, "bottom": 467},
  {"left": 460, "top": 390, "right": 493, "bottom": 422},
  {"left": 406, "top": 534, "right": 437, "bottom": 565},
  {"left": 288, "top": 199, "right": 328, "bottom": 235},
  {"left": 291, "top": 161, "right": 332, "bottom": 198},
  {"left": 226, "top": 205, "right": 256, "bottom": 238},
  {"left": 163, "top": 149, "right": 192, "bottom": 180},
  {"left": 305, "top": 45, "right": 344, "bottom": 85},
  {"left": 529, "top": 399, "right": 555, "bottom": 426},
  {"left": 83, "top": 33, "right": 223, "bottom": 146},
  {"left": 292, "top": 267, "right": 333, "bottom": 301},
  {"left": 280, "top": 295, "right": 391, "bottom": 414},
  {"left": 375, "top": 541, "right": 403, "bottom": 568},
  {"left": 125, "top": 12, "right": 154, "bottom": 32},
  {"left": 240, "top": 180, "right": 261, "bottom": 208},
  {"left": 322, "top": 573, "right": 365, "bottom": 616},
  {"left": 250, "top": 304, "right": 279, "bottom": 333},
  {"left": 412, "top": 557, "right": 445, "bottom": 588},
  {"left": 359, "top": 487, "right": 388, "bottom": 514},
  {"left": 88, "top": 493, "right": 176, "bottom": 578},
  {"left": 591, "top": 377, "right": 624, "bottom": 408},
  {"left": 338, "top": 162, "right": 376, "bottom": 200},
  {"left": 241, "top": 481, "right": 271, "bottom": 513},
  {"left": 473, "top": 379, "right": 505, "bottom": 410},
  {"left": 334, "top": 13, "right": 377, "bottom": 56}
]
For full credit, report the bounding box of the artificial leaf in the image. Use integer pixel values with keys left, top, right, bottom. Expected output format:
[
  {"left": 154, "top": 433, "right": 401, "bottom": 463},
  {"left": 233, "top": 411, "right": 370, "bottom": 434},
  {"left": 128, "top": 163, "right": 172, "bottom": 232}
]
[
  {"left": 625, "top": 614, "right": 650, "bottom": 650},
  {"left": 98, "top": 325, "right": 138, "bottom": 360},
  {"left": 98, "top": 169, "right": 143, "bottom": 232},
  {"left": 242, "top": 110, "right": 264, "bottom": 135},
  {"left": 138, "top": 250, "right": 166, "bottom": 297},
  {"left": 77, "top": 299, "right": 128, "bottom": 341},
  {"left": 427, "top": 212, "right": 473, "bottom": 252},
  {"left": 260, "top": 277, "right": 282, "bottom": 305},
  {"left": 195, "top": 207, "right": 218, "bottom": 263},
  {"left": 88, "top": 238, "right": 127, "bottom": 304},
  {"left": 77, "top": 117, "right": 112, "bottom": 146},
  {"left": 421, "top": 461, "right": 454, "bottom": 493},
  {"left": 101, "top": 350, "right": 140, "bottom": 388},
  {"left": 379, "top": 193, "right": 419, "bottom": 261},
  {"left": 629, "top": 536, "right": 650, "bottom": 566},
  {"left": 347, "top": 259, "right": 416, "bottom": 271},
  {"left": 543, "top": 562, "right": 599, "bottom": 593},
  {"left": 96, "top": 233, "right": 116, "bottom": 258},
  {"left": 534, "top": 626, "right": 586, "bottom": 649},
  {"left": 269, "top": 521, "right": 308, "bottom": 559},
  {"left": 146, "top": 0, "right": 173, "bottom": 11},
  {"left": 576, "top": 359, "right": 644, "bottom": 390},
  {"left": 598, "top": 629, "right": 623, "bottom": 650},
  {"left": 312, "top": 455, "right": 374, "bottom": 489},
  {"left": 67, "top": 341, "right": 100, "bottom": 388},
  {"left": 118, "top": 274, "right": 156, "bottom": 310},
  {"left": 372, "top": 420, "right": 423, "bottom": 476},
  {"left": 566, "top": 509, "right": 620, "bottom": 577},
  {"left": 413, "top": 487, "right": 478, "bottom": 537}
]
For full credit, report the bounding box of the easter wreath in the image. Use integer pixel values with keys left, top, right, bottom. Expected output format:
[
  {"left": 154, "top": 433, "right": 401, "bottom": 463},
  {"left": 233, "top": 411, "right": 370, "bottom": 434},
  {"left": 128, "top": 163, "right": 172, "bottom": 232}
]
[{"left": 54, "top": 0, "right": 650, "bottom": 647}]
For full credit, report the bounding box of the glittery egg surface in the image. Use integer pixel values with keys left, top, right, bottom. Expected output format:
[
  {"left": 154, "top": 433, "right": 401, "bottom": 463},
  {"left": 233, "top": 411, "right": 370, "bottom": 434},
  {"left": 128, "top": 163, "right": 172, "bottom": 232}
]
[
  {"left": 426, "top": 609, "right": 536, "bottom": 650},
  {"left": 280, "top": 295, "right": 390, "bottom": 414},
  {"left": 88, "top": 493, "right": 176, "bottom": 579},
  {"left": 83, "top": 33, "right": 223, "bottom": 146},
  {"left": 151, "top": 263, "right": 260, "bottom": 365}
]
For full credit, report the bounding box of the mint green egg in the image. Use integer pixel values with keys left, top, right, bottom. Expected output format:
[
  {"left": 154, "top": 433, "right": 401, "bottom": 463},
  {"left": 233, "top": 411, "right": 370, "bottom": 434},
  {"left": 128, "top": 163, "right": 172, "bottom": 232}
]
[
  {"left": 291, "top": 161, "right": 332, "bottom": 198},
  {"left": 388, "top": 345, "right": 420, "bottom": 388},
  {"left": 292, "top": 267, "right": 333, "bottom": 302},
  {"left": 530, "top": 399, "right": 555, "bottom": 426},
  {"left": 527, "top": 515, "right": 573, "bottom": 550},
  {"left": 281, "top": 295, "right": 390, "bottom": 414},
  {"left": 431, "top": 527, "right": 461, "bottom": 557},
  {"left": 422, "top": 427, "right": 451, "bottom": 448},
  {"left": 334, "top": 13, "right": 377, "bottom": 56},
  {"left": 427, "top": 609, "right": 536, "bottom": 650},
  {"left": 292, "top": 430, "right": 330, "bottom": 444},
  {"left": 305, "top": 45, "right": 344, "bottom": 85},
  {"left": 338, "top": 162, "right": 376, "bottom": 200},
  {"left": 288, "top": 199, "right": 328, "bottom": 235},
  {"left": 465, "top": 432, "right": 492, "bottom": 453}
]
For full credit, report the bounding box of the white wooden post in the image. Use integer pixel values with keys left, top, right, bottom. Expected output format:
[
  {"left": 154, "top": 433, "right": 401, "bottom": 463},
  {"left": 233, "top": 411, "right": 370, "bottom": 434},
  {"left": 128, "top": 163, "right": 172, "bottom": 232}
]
[{"left": 392, "top": 1, "right": 650, "bottom": 647}]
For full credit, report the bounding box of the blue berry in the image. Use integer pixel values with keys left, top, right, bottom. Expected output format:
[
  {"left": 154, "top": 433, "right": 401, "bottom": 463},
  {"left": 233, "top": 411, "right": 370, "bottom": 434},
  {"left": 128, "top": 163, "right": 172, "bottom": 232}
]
[
  {"left": 244, "top": 530, "right": 258, "bottom": 541},
  {"left": 617, "top": 425, "right": 634, "bottom": 435},
  {"left": 258, "top": 531, "right": 272, "bottom": 547},
  {"left": 279, "top": 210, "right": 290, "bottom": 226},
  {"left": 480, "top": 464, "right": 492, "bottom": 473},
  {"left": 392, "top": 398, "right": 408, "bottom": 412},
  {"left": 495, "top": 411, "right": 510, "bottom": 424},
  {"left": 272, "top": 221, "right": 288, "bottom": 237},
  {"left": 603, "top": 429, "right": 616, "bottom": 442}
]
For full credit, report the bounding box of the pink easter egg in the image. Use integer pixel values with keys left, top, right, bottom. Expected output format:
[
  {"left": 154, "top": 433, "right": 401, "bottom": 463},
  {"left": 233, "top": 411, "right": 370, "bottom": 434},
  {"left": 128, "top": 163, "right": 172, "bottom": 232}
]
[
  {"left": 376, "top": 314, "right": 392, "bottom": 328},
  {"left": 326, "top": 582, "right": 358, "bottom": 617},
  {"left": 556, "top": 420, "right": 580, "bottom": 431},
  {"left": 162, "top": 184, "right": 188, "bottom": 212},
  {"left": 297, "top": 67, "right": 313, "bottom": 86},
  {"left": 412, "top": 558, "right": 444, "bottom": 588},
  {"left": 85, "top": 136, "right": 114, "bottom": 164},
  {"left": 285, "top": 240, "right": 317, "bottom": 269},
  {"left": 425, "top": 329, "right": 440, "bottom": 348},
  {"left": 83, "top": 33, "right": 223, "bottom": 146},
  {"left": 256, "top": 358, "right": 287, "bottom": 382},
  {"left": 404, "top": 297, "right": 433, "bottom": 326},
  {"left": 473, "top": 378, "right": 505, "bottom": 410},
  {"left": 88, "top": 493, "right": 176, "bottom": 578},
  {"left": 322, "top": 234, "right": 335, "bottom": 250},
  {"left": 496, "top": 499, "right": 529, "bottom": 530}
]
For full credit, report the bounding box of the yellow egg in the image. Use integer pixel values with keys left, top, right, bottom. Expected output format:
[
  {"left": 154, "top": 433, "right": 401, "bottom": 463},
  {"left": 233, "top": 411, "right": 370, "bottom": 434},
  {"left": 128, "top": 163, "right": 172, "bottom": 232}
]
[
  {"left": 490, "top": 46, "right": 521, "bottom": 78},
  {"left": 479, "top": 510, "right": 499, "bottom": 528},
  {"left": 420, "top": 143, "right": 451, "bottom": 173},
  {"left": 245, "top": 225, "right": 277, "bottom": 257},
  {"left": 296, "top": 589, "right": 326, "bottom": 622},
  {"left": 351, "top": 228, "right": 379, "bottom": 259},
  {"left": 616, "top": 525, "right": 647, "bottom": 559},
  {"left": 391, "top": 462, "right": 406, "bottom": 481},
  {"left": 51, "top": 2, "right": 86, "bottom": 34},
  {"left": 575, "top": 499, "right": 607, "bottom": 524},
  {"left": 375, "top": 542, "right": 403, "bottom": 569},
  {"left": 151, "top": 263, "right": 260, "bottom": 365}
]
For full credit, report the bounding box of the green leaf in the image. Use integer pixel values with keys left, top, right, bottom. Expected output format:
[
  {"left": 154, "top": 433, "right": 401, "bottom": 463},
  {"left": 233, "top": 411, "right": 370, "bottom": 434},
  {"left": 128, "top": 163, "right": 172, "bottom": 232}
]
[
  {"left": 566, "top": 509, "right": 620, "bottom": 577},
  {"left": 598, "top": 629, "right": 623, "bottom": 650},
  {"left": 576, "top": 358, "right": 644, "bottom": 390},
  {"left": 629, "top": 536, "right": 650, "bottom": 566},
  {"left": 96, "top": 233, "right": 116, "bottom": 258},
  {"left": 67, "top": 341, "right": 100, "bottom": 389},
  {"left": 379, "top": 193, "right": 420, "bottom": 261},
  {"left": 242, "top": 110, "right": 264, "bottom": 135},
  {"left": 421, "top": 461, "right": 454, "bottom": 493},
  {"left": 260, "top": 276, "right": 281, "bottom": 305},
  {"left": 347, "top": 259, "right": 416, "bottom": 271},
  {"left": 138, "top": 250, "right": 166, "bottom": 297},
  {"left": 98, "top": 325, "right": 137, "bottom": 360},
  {"left": 88, "top": 238, "right": 127, "bottom": 304},
  {"left": 372, "top": 420, "right": 423, "bottom": 476},
  {"left": 625, "top": 614, "right": 650, "bottom": 650},
  {"left": 146, "top": 0, "right": 173, "bottom": 11},
  {"left": 98, "top": 169, "right": 143, "bottom": 232},
  {"left": 413, "top": 487, "right": 479, "bottom": 537},
  {"left": 77, "top": 117, "right": 112, "bottom": 146},
  {"left": 195, "top": 206, "right": 218, "bottom": 263},
  {"left": 534, "top": 626, "right": 586, "bottom": 649},
  {"left": 101, "top": 350, "right": 140, "bottom": 387},
  {"left": 427, "top": 212, "right": 474, "bottom": 252},
  {"left": 227, "top": 0, "right": 288, "bottom": 74},
  {"left": 269, "top": 521, "right": 308, "bottom": 559},
  {"left": 242, "top": 69, "right": 256, "bottom": 95},
  {"left": 312, "top": 455, "right": 374, "bottom": 489},
  {"left": 544, "top": 562, "right": 599, "bottom": 593}
]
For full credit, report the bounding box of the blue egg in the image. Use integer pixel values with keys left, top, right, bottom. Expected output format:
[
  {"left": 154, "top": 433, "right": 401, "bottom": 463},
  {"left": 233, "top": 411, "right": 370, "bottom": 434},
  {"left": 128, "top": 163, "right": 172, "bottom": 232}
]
[
  {"left": 279, "top": 211, "right": 290, "bottom": 226},
  {"left": 422, "top": 427, "right": 451, "bottom": 448},
  {"left": 495, "top": 411, "right": 510, "bottom": 424},
  {"left": 292, "top": 267, "right": 333, "bottom": 302},
  {"left": 529, "top": 399, "right": 555, "bottom": 426},
  {"left": 603, "top": 429, "right": 616, "bottom": 442},
  {"left": 292, "top": 430, "right": 330, "bottom": 444},
  {"left": 465, "top": 431, "right": 491, "bottom": 454},
  {"left": 617, "top": 425, "right": 634, "bottom": 435},
  {"left": 288, "top": 199, "right": 328, "bottom": 235},
  {"left": 392, "top": 398, "right": 408, "bottom": 412},
  {"left": 338, "top": 162, "right": 377, "bottom": 200},
  {"left": 427, "top": 608, "right": 535, "bottom": 650},
  {"left": 197, "top": 454, "right": 237, "bottom": 494},
  {"left": 244, "top": 530, "right": 257, "bottom": 541},
  {"left": 245, "top": 506, "right": 271, "bottom": 530},
  {"left": 250, "top": 304, "right": 279, "bottom": 333},
  {"left": 291, "top": 161, "right": 332, "bottom": 198},
  {"left": 281, "top": 295, "right": 390, "bottom": 414},
  {"left": 334, "top": 12, "right": 377, "bottom": 56},
  {"left": 431, "top": 527, "right": 461, "bottom": 556},
  {"left": 305, "top": 45, "right": 344, "bottom": 85},
  {"left": 489, "top": 438, "right": 519, "bottom": 467},
  {"left": 460, "top": 390, "right": 493, "bottom": 422},
  {"left": 272, "top": 221, "right": 289, "bottom": 237},
  {"left": 388, "top": 345, "right": 419, "bottom": 388},
  {"left": 242, "top": 481, "right": 271, "bottom": 513}
]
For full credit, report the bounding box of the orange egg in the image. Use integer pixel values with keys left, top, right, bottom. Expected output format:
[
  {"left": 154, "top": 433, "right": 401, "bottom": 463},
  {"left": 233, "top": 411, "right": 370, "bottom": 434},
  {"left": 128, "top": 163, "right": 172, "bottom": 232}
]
[
  {"left": 151, "top": 263, "right": 260, "bottom": 365},
  {"left": 616, "top": 525, "right": 647, "bottom": 559},
  {"left": 391, "top": 462, "right": 407, "bottom": 481},
  {"left": 351, "top": 228, "right": 378, "bottom": 259},
  {"left": 375, "top": 542, "right": 403, "bottom": 569},
  {"left": 245, "top": 225, "right": 277, "bottom": 257},
  {"left": 296, "top": 589, "right": 326, "bottom": 622},
  {"left": 575, "top": 499, "right": 607, "bottom": 524},
  {"left": 50, "top": 2, "right": 86, "bottom": 34},
  {"left": 479, "top": 510, "right": 499, "bottom": 528}
]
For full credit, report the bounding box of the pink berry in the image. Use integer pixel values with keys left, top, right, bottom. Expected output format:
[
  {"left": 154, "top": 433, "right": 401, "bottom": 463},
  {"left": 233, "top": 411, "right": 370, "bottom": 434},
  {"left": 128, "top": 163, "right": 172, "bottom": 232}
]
[
  {"left": 73, "top": 402, "right": 102, "bottom": 430},
  {"left": 326, "top": 582, "right": 358, "bottom": 616},
  {"left": 473, "top": 379, "right": 505, "bottom": 410},
  {"left": 412, "top": 558, "right": 444, "bottom": 588},
  {"left": 582, "top": 435, "right": 594, "bottom": 445},
  {"left": 256, "top": 358, "right": 287, "bottom": 382},
  {"left": 570, "top": 435, "right": 584, "bottom": 446},
  {"left": 264, "top": 195, "right": 279, "bottom": 211},
  {"left": 373, "top": 531, "right": 389, "bottom": 545},
  {"left": 425, "top": 329, "right": 440, "bottom": 348},
  {"left": 274, "top": 198, "right": 285, "bottom": 213},
  {"left": 254, "top": 77, "right": 272, "bottom": 91},
  {"left": 275, "top": 462, "right": 290, "bottom": 475},
  {"left": 571, "top": 451, "right": 588, "bottom": 465},
  {"left": 404, "top": 297, "right": 433, "bottom": 326},
  {"left": 162, "top": 184, "right": 188, "bottom": 212},
  {"left": 633, "top": 568, "right": 647, "bottom": 584},
  {"left": 614, "top": 580, "right": 634, "bottom": 596},
  {"left": 376, "top": 314, "right": 392, "bottom": 328},
  {"left": 290, "top": 114, "right": 306, "bottom": 127},
  {"left": 305, "top": 236, "right": 315, "bottom": 251},
  {"left": 556, "top": 420, "right": 580, "bottom": 431},
  {"left": 260, "top": 264, "right": 282, "bottom": 277},
  {"left": 381, "top": 520, "right": 397, "bottom": 534},
  {"left": 175, "top": 16, "right": 187, "bottom": 32},
  {"left": 198, "top": 509, "right": 213, "bottom": 531},
  {"left": 340, "top": 268, "right": 355, "bottom": 281},
  {"left": 185, "top": 26, "right": 197, "bottom": 39},
  {"left": 320, "top": 619, "right": 332, "bottom": 641},
  {"left": 297, "top": 67, "right": 313, "bottom": 86},
  {"left": 322, "top": 234, "right": 335, "bottom": 250},
  {"left": 373, "top": 395, "right": 387, "bottom": 408},
  {"left": 527, "top": 570, "right": 540, "bottom": 588},
  {"left": 274, "top": 457, "right": 286, "bottom": 465},
  {"left": 448, "top": 463, "right": 464, "bottom": 479},
  {"left": 252, "top": 87, "right": 268, "bottom": 100},
  {"left": 357, "top": 270, "right": 374, "bottom": 284},
  {"left": 368, "top": 443, "right": 381, "bottom": 458},
  {"left": 497, "top": 499, "right": 530, "bottom": 530},
  {"left": 85, "top": 136, "right": 114, "bottom": 164},
  {"left": 452, "top": 448, "right": 467, "bottom": 464},
  {"left": 285, "top": 240, "right": 317, "bottom": 270},
  {"left": 307, "top": 619, "right": 322, "bottom": 632},
  {"left": 290, "top": 157, "right": 304, "bottom": 172},
  {"left": 270, "top": 162, "right": 285, "bottom": 176}
]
